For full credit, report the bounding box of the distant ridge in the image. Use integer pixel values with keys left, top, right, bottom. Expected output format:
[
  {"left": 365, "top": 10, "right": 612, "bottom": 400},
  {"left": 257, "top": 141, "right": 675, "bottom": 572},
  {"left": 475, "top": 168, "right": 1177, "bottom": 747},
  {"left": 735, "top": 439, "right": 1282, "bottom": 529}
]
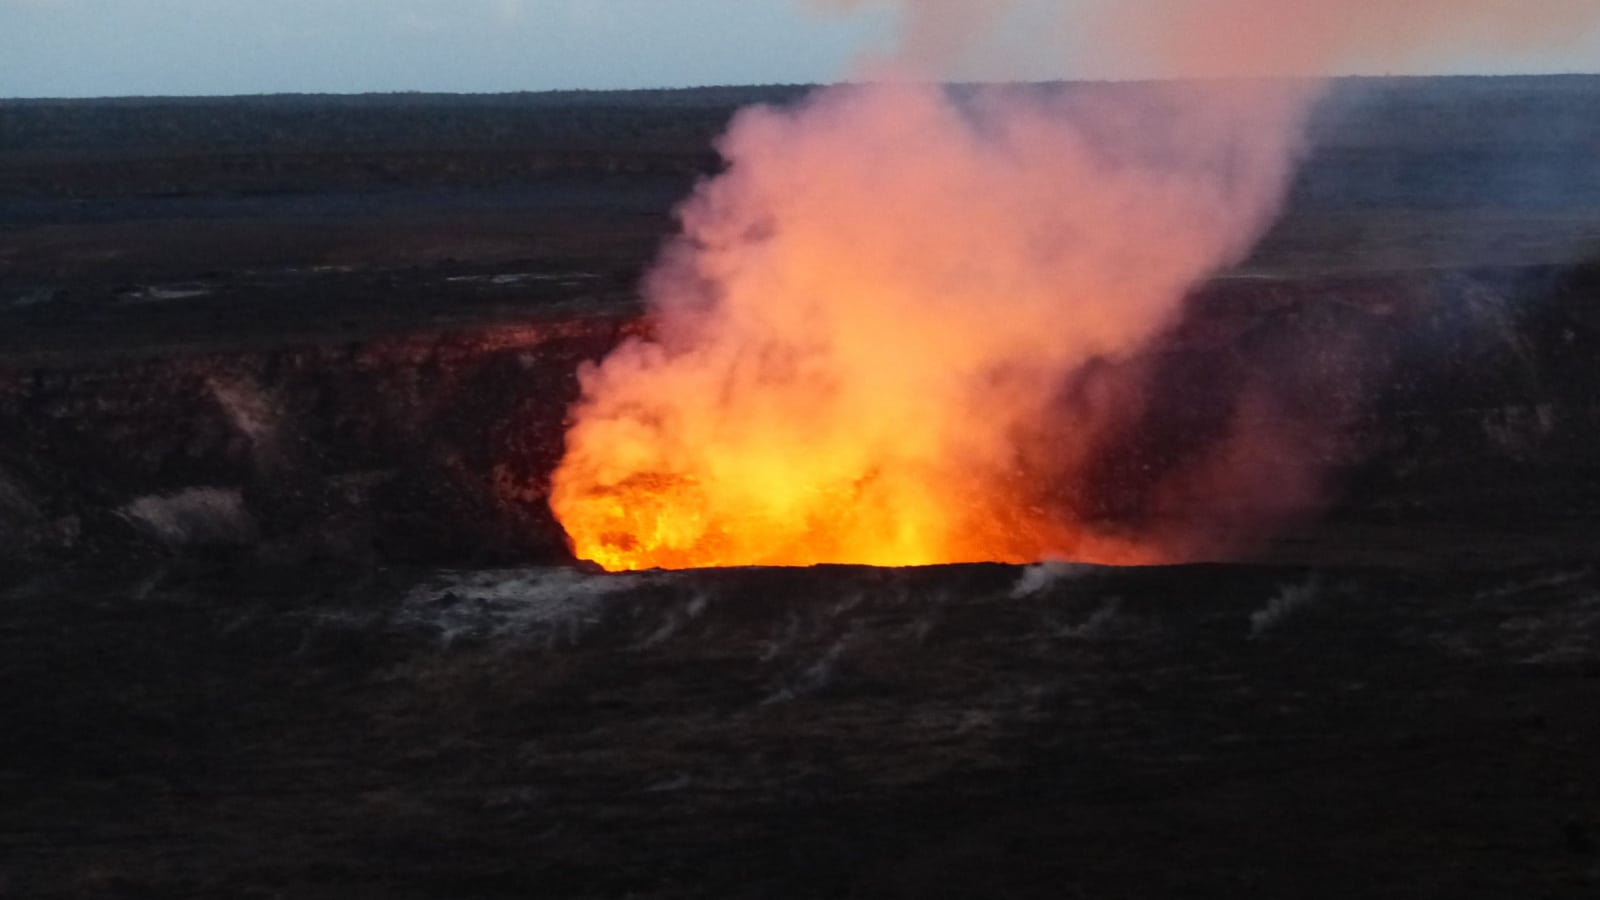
[{"left": 5, "top": 71, "right": 1600, "bottom": 106}]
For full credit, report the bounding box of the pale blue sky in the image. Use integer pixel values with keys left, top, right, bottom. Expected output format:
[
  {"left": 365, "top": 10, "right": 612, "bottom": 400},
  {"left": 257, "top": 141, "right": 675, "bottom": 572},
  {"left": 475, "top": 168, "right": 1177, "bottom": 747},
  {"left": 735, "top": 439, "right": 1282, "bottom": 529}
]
[
  {"left": 0, "top": 0, "right": 894, "bottom": 97},
  {"left": 5, "top": 0, "right": 1600, "bottom": 99}
]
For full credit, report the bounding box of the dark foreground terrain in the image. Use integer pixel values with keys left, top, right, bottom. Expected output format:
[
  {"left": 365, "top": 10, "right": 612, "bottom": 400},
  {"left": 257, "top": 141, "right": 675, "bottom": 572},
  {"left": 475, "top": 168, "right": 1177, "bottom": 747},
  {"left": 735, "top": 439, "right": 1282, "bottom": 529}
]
[
  {"left": 3, "top": 76, "right": 1600, "bottom": 897},
  {"left": 4, "top": 561, "right": 1598, "bottom": 898}
]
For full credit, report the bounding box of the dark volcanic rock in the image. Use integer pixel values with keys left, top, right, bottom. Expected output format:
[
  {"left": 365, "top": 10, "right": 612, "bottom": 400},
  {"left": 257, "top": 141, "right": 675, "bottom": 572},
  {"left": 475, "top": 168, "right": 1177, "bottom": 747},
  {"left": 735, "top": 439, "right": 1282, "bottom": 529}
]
[
  {"left": 0, "top": 314, "right": 641, "bottom": 567},
  {"left": 1, "top": 560, "right": 1597, "bottom": 898}
]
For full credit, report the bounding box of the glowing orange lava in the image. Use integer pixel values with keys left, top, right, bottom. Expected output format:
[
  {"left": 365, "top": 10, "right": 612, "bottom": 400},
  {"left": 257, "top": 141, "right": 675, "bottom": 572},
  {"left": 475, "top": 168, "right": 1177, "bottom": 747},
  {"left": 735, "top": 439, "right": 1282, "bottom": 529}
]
[{"left": 553, "top": 460, "right": 1162, "bottom": 572}]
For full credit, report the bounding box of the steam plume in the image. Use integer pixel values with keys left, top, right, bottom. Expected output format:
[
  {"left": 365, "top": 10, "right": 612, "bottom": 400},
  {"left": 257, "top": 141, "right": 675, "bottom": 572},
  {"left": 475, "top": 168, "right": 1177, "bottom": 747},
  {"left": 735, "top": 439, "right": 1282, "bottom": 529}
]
[
  {"left": 549, "top": 1, "right": 1600, "bottom": 571},
  {"left": 829, "top": 0, "right": 1600, "bottom": 79}
]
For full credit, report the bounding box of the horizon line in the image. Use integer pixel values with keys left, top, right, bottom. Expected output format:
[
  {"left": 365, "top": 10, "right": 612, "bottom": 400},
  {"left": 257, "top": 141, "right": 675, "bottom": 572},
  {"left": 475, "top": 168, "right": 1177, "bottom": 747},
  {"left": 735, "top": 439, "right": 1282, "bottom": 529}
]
[{"left": 6, "top": 70, "right": 1600, "bottom": 103}]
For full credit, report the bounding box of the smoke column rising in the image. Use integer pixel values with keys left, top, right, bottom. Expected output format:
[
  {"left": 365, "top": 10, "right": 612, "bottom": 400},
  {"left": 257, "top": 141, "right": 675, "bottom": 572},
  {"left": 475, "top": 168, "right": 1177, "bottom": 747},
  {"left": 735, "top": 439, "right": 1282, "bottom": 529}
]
[
  {"left": 549, "top": 1, "right": 1600, "bottom": 571},
  {"left": 828, "top": 1, "right": 1600, "bottom": 78}
]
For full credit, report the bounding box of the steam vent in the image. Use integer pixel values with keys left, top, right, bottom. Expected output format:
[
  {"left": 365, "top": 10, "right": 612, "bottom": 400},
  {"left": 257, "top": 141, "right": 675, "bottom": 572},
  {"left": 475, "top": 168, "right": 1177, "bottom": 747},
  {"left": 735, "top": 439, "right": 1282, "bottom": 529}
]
[{"left": 5, "top": 75, "right": 1600, "bottom": 898}]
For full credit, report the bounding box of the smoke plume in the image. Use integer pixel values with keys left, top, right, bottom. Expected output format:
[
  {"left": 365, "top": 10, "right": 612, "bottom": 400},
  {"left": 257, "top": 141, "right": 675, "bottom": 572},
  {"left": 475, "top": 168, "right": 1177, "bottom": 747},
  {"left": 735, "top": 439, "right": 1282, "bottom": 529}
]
[
  {"left": 828, "top": 0, "right": 1600, "bottom": 79},
  {"left": 549, "top": 1, "right": 1600, "bottom": 571}
]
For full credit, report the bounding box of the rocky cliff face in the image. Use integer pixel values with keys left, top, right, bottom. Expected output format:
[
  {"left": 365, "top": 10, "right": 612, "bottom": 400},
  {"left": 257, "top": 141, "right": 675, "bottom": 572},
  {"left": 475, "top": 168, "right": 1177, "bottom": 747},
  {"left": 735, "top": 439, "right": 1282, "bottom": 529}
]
[{"left": 0, "top": 314, "right": 639, "bottom": 567}]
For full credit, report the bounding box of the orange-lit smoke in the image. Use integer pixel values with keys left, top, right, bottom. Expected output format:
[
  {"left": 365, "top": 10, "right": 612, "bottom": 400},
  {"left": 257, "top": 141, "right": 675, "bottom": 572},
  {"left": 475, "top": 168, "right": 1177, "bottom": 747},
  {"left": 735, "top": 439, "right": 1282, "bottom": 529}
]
[
  {"left": 550, "top": 2, "right": 1600, "bottom": 572},
  {"left": 1101, "top": 0, "right": 1600, "bottom": 79},
  {"left": 827, "top": 0, "right": 1600, "bottom": 79}
]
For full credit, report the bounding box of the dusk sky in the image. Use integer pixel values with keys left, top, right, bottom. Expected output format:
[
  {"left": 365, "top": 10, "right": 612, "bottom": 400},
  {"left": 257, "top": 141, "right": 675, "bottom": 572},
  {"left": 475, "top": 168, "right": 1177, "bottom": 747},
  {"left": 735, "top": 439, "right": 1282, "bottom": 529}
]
[{"left": 5, "top": 0, "right": 1600, "bottom": 98}]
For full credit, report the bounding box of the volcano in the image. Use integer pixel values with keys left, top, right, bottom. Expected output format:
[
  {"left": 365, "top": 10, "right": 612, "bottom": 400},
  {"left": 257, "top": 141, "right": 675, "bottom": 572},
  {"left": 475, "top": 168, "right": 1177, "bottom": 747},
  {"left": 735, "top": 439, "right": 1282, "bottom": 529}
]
[{"left": 3, "top": 79, "right": 1600, "bottom": 897}]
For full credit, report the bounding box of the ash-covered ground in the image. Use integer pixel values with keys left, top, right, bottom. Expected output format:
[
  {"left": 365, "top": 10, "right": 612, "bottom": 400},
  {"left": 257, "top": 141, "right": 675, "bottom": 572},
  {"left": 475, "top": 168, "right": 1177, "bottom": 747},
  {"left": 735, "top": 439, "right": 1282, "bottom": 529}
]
[{"left": 3, "top": 77, "right": 1600, "bottom": 897}]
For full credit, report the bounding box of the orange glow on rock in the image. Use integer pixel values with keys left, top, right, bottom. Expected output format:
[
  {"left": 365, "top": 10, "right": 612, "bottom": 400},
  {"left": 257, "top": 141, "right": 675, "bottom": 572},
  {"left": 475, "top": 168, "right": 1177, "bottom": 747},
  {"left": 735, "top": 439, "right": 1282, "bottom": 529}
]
[{"left": 557, "top": 459, "right": 1164, "bottom": 572}]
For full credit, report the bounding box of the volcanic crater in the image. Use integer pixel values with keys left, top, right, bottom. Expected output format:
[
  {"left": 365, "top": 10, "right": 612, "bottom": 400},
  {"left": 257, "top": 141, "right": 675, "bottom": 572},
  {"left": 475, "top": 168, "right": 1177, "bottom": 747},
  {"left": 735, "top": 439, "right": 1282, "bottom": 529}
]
[{"left": 3, "top": 79, "right": 1600, "bottom": 898}]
